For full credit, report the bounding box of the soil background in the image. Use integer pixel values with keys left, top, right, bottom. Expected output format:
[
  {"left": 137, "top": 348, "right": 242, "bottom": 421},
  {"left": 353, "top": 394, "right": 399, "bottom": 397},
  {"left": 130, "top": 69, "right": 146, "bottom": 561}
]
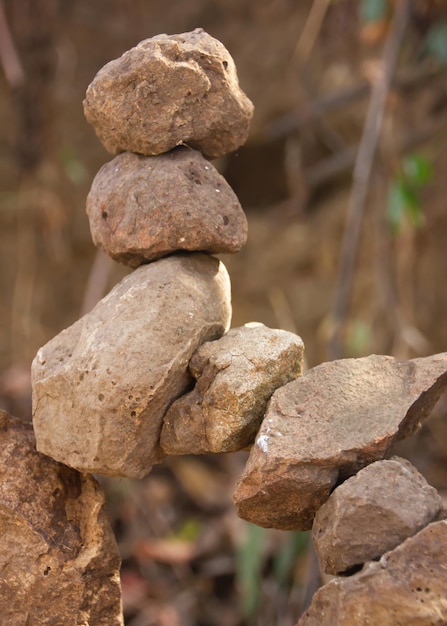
[{"left": 1, "top": 1, "right": 447, "bottom": 625}]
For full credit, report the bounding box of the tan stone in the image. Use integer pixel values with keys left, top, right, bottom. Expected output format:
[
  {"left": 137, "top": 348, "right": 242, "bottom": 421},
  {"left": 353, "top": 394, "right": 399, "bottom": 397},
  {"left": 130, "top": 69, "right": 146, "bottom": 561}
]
[
  {"left": 312, "top": 457, "right": 442, "bottom": 574},
  {"left": 298, "top": 520, "right": 447, "bottom": 626},
  {"left": 32, "top": 254, "right": 231, "bottom": 478},
  {"left": 83, "top": 28, "right": 254, "bottom": 158},
  {"left": 233, "top": 353, "right": 447, "bottom": 530},
  {"left": 86, "top": 148, "right": 248, "bottom": 267},
  {"left": 160, "top": 323, "right": 304, "bottom": 454},
  {"left": 0, "top": 410, "right": 123, "bottom": 626}
]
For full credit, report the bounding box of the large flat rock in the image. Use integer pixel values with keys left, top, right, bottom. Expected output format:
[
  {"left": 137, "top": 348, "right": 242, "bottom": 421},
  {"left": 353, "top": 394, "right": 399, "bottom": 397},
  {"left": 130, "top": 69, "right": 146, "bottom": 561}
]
[
  {"left": 32, "top": 254, "right": 231, "bottom": 478},
  {"left": 160, "top": 323, "right": 304, "bottom": 454},
  {"left": 0, "top": 411, "right": 123, "bottom": 626},
  {"left": 86, "top": 148, "right": 248, "bottom": 267},
  {"left": 233, "top": 353, "right": 447, "bottom": 530},
  {"left": 312, "top": 457, "right": 442, "bottom": 574},
  {"left": 298, "top": 520, "right": 447, "bottom": 626},
  {"left": 83, "top": 28, "right": 254, "bottom": 158}
]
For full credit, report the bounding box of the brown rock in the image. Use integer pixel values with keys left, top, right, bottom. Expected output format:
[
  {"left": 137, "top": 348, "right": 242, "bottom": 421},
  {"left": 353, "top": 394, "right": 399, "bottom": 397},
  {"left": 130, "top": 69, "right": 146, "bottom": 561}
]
[
  {"left": 160, "top": 323, "right": 304, "bottom": 454},
  {"left": 0, "top": 410, "right": 123, "bottom": 625},
  {"left": 312, "top": 457, "right": 442, "bottom": 575},
  {"left": 233, "top": 353, "right": 447, "bottom": 530},
  {"left": 32, "top": 254, "right": 231, "bottom": 478},
  {"left": 298, "top": 520, "right": 447, "bottom": 626},
  {"left": 86, "top": 148, "right": 248, "bottom": 268},
  {"left": 83, "top": 28, "right": 254, "bottom": 158}
]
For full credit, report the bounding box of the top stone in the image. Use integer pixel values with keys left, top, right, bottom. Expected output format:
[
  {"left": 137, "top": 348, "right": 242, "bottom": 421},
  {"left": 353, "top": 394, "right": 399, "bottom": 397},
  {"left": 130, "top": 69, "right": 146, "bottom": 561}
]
[{"left": 83, "top": 29, "right": 254, "bottom": 159}]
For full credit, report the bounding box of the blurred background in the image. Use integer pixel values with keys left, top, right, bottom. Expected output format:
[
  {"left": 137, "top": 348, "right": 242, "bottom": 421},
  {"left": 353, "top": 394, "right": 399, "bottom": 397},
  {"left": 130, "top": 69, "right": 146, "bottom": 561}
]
[{"left": 1, "top": 1, "right": 447, "bottom": 624}]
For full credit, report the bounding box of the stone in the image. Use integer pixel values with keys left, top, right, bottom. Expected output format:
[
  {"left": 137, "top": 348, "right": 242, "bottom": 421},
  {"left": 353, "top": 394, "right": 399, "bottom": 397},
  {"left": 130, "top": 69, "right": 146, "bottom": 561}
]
[
  {"left": 160, "top": 323, "right": 304, "bottom": 454},
  {"left": 233, "top": 353, "right": 447, "bottom": 530},
  {"left": 312, "top": 457, "right": 442, "bottom": 575},
  {"left": 32, "top": 253, "right": 231, "bottom": 478},
  {"left": 298, "top": 520, "right": 447, "bottom": 626},
  {"left": 0, "top": 410, "right": 123, "bottom": 626},
  {"left": 83, "top": 28, "right": 254, "bottom": 159},
  {"left": 86, "top": 148, "right": 248, "bottom": 268}
]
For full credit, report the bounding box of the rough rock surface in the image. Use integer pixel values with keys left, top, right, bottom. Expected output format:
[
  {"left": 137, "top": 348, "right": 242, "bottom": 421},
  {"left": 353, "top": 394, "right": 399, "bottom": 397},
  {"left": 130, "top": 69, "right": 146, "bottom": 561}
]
[
  {"left": 233, "top": 353, "right": 447, "bottom": 530},
  {"left": 0, "top": 410, "right": 123, "bottom": 626},
  {"left": 32, "top": 254, "right": 231, "bottom": 478},
  {"left": 312, "top": 457, "right": 442, "bottom": 575},
  {"left": 160, "top": 323, "right": 304, "bottom": 454},
  {"left": 86, "top": 148, "right": 248, "bottom": 267},
  {"left": 298, "top": 520, "right": 447, "bottom": 626},
  {"left": 83, "top": 28, "right": 254, "bottom": 158}
]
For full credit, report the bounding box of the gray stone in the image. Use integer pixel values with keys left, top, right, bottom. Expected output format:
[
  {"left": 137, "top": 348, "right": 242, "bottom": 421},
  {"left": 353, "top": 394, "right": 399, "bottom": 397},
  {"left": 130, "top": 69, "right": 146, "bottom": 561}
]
[
  {"left": 32, "top": 254, "right": 231, "bottom": 478},
  {"left": 86, "top": 148, "right": 248, "bottom": 268},
  {"left": 298, "top": 520, "right": 447, "bottom": 626},
  {"left": 312, "top": 457, "right": 442, "bottom": 575},
  {"left": 0, "top": 410, "right": 123, "bottom": 626},
  {"left": 160, "top": 323, "right": 304, "bottom": 454},
  {"left": 233, "top": 353, "right": 447, "bottom": 530},
  {"left": 83, "top": 28, "right": 254, "bottom": 158}
]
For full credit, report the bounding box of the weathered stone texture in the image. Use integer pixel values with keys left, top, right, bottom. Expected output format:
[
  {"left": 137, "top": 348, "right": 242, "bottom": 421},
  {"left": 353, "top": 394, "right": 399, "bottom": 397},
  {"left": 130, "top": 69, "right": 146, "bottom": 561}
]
[
  {"left": 298, "top": 520, "right": 447, "bottom": 626},
  {"left": 160, "top": 323, "right": 304, "bottom": 454},
  {"left": 32, "top": 254, "right": 231, "bottom": 478},
  {"left": 312, "top": 457, "right": 442, "bottom": 574},
  {"left": 83, "top": 28, "right": 254, "bottom": 158},
  {"left": 86, "top": 148, "right": 248, "bottom": 267},
  {"left": 233, "top": 353, "right": 447, "bottom": 530},
  {"left": 0, "top": 410, "right": 123, "bottom": 626}
]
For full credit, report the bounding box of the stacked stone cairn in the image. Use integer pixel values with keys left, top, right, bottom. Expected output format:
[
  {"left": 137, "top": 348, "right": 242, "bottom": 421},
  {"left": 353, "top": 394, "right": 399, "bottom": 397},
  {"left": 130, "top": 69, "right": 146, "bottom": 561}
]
[{"left": 1, "top": 29, "right": 446, "bottom": 625}]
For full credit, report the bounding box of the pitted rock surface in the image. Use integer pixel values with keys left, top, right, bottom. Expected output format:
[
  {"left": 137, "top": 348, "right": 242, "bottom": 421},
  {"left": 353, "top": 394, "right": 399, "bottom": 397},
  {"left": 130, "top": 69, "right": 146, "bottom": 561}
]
[
  {"left": 87, "top": 148, "right": 248, "bottom": 267},
  {"left": 233, "top": 353, "right": 447, "bottom": 530},
  {"left": 160, "top": 323, "right": 304, "bottom": 454},
  {"left": 32, "top": 254, "right": 231, "bottom": 478},
  {"left": 298, "top": 520, "right": 447, "bottom": 626},
  {"left": 0, "top": 410, "right": 123, "bottom": 626},
  {"left": 312, "top": 457, "right": 442, "bottom": 575},
  {"left": 83, "top": 28, "right": 254, "bottom": 158}
]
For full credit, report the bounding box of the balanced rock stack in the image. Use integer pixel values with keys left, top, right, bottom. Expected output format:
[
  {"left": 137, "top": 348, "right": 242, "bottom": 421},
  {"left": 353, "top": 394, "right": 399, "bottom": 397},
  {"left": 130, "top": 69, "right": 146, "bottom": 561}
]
[
  {"left": 31, "top": 28, "right": 305, "bottom": 481},
  {"left": 4, "top": 28, "right": 446, "bottom": 625}
]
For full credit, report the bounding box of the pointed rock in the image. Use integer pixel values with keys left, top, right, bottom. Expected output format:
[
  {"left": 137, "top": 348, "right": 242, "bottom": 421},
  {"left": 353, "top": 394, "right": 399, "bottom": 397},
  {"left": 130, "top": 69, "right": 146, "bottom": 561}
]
[
  {"left": 0, "top": 411, "right": 123, "bottom": 625},
  {"left": 298, "top": 520, "right": 447, "bottom": 626},
  {"left": 312, "top": 457, "right": 442, "bottom": 575},
  {"left": 233, "top": 353, "right": 447, "bottom": 530},
  {"left": 32, "top": 254, "right": 231, "bottom": 478},
  {"left": 83, "top": 28, "right": 254, "bottom": 158},
  {"left": 160, "top": 323, "right": 304, "bottom": 454},
  {"left": 87, "top": 148, "right": 248, "bottom": 268}
]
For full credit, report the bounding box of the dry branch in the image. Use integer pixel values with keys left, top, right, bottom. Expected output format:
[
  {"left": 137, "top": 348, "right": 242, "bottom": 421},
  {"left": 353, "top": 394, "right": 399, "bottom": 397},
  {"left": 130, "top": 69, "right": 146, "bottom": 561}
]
[{"left": 328, "top": 0, "right": 411, "bottom": 360}]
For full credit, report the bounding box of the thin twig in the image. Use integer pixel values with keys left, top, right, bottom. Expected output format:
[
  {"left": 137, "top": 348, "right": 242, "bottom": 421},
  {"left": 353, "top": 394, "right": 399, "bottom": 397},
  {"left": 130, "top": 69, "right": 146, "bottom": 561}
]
[
  {"left": 80, "top": 249, "right": 115, "bottom": 316},
  {"left": 0, "top": 0, "right": 24, "bottom": 87},
  {"left": 328, "top": 0, "right": 410, "bottom": 360},
  {"left": 293, "top": 0, "right": 332, "bottom": 65},
  {"left": 304, "top": 112, "right": 446, "bottom": 188},
  {"left": 269, "top": 63, "right": 445, "bottom": 140}
]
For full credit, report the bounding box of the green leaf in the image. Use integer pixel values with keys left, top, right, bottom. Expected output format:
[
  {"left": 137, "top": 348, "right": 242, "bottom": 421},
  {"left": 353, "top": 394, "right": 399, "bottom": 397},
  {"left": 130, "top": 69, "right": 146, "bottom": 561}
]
[
  {"left": 387, "top": 179, "right": 407, "bottom": 233},
  {"left": 172, "top": 518, "right": 200, "bottom": 541},
  {"left": 402, "top": 154, "right": 432, "bottom": 187},
  {"left": 346, "top": 320, "right": 372, "bottom": 357},
  {"left": 236, "top": 523, "right": 267, "bottom": 618},
  {"left": 426, "top": 20, "right": 447, "bottom": 66},
  {"left": 359, "top": 0, "right": 390, "bottom": 23},
  {"left": 405, "top": 196, "right": 425, "bottom": 229},
  {"left": 273, "top": 531, "right": 309, "bottom": 587},
  {"left": 387, "top": 179, "right": 424, "bottom": 234}
]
